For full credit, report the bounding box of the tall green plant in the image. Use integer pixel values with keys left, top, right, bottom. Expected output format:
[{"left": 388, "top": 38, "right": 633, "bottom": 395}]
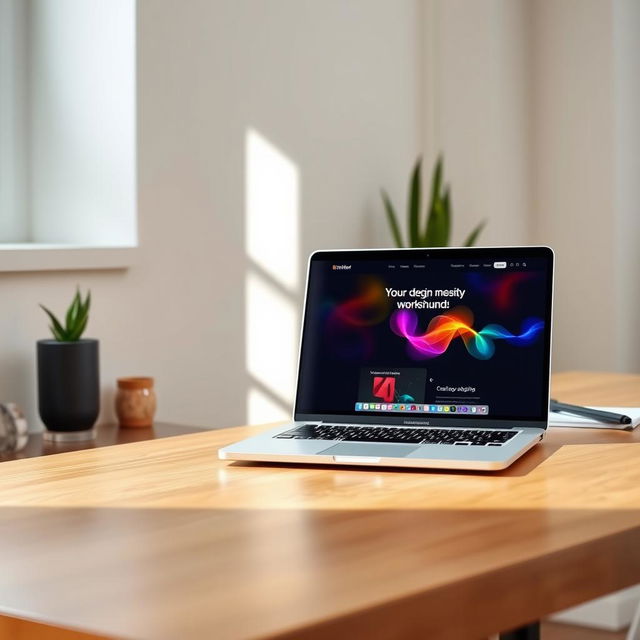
[
  {"left": 381, "top": 156, "right": 485, "bottom": 248},
  {"left": 40, "top": 288, "right": 91, "bottom": 342}
]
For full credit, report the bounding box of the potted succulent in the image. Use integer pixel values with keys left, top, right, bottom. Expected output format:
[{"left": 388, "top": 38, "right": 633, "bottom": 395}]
[
  {"left": 37, "top": 289, "right": 99, "bottom": 441},
  {"left": 381, "top": 156, "right": 486, "bottom": 247}
]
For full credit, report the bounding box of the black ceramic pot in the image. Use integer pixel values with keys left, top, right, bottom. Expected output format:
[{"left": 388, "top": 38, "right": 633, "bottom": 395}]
[{"left": 37, "top": 339, "right": 100, "bottom": 433}]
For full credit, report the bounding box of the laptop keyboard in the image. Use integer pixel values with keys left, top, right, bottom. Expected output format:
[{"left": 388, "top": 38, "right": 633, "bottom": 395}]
[{"left": 275, "top": 424, "right": 517, "bottom": 446}]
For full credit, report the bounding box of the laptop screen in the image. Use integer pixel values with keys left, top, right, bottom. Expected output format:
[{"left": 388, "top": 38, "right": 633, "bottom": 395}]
[{"left": 294, "top": 247, "right": 553, "bottom": 425}]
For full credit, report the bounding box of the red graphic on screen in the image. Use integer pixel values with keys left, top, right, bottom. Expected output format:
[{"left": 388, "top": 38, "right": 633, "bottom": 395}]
[
  {"left": 467, "top": 272, "right": 534, "bottom": 311},
  {"left": 372, "top": 376, "right": 395, "bottom": 403}
]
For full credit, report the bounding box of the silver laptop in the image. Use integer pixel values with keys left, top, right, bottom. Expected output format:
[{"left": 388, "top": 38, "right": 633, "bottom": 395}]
[{"left": 220, "top": 246, "right": 554, "bottom": 471}]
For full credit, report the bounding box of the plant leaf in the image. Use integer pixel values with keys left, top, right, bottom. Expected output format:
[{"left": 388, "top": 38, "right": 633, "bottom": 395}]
[
  {"left": 78, "top": 289, "right": 91, "bottom": 334},
  {"left": 423, "top": 156, "right": 447, "bottom": 247},
  {"left": 463, "top": 220, "right": 486, "bottom": 247},
  {"left": 381, "top": 190, "right": 404, "bottom": 248},
  {"left": 429, "top": 155, "right": 444, "bottom": 215},
  {"left": 70, "top": 299, "right": 90, "bottom": 340},
  {"left": 49, "top": 325, "right": 65, "bottom": 342},
  {"left": 40, "top": 305, "right": 69, "bottom": 341},
  {"left": 407, "top": 158, "right": 421, "bottom": 247},
  {"left": 424, "top": 199, "right": 448, "bottom": 247},
  {"left": 441, "top": 186, "right": 451, "bottom": 246},
  {"left": 423, "top": 202, "right": 435, "bottom": 246},
  {"left": 66, "top": 289, "right": 81, "bottom": 334},
  {"left": 68, "top": 312, "right": 89, "bottom": 341}
]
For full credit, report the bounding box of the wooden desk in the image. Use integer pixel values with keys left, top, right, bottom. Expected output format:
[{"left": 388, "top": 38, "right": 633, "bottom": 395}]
[
  {"left": 0, "top": 371, "right": 639, "bottom": 640},
  {"left": 0, "top": 422, "right": 202, "bottom": 462}
]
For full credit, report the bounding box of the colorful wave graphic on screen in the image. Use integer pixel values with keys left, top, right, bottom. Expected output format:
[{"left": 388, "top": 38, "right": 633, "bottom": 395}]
[{"left": 391, "top": 307, "right": 544, "bottom": 360}]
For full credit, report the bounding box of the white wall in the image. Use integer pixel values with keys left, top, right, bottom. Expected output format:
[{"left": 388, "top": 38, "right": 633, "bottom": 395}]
[
  {"left": 530, "top": 0, "right": 618, "bottom": 371},
  {"left": 422, "top": 0, "right": 531, "bottom": 247},
  {"left": 613, "top": 0, "right": 640, "bottom": 372},
  {"left": 0, "top": 0, "right": 420, "bottom": 431},
  {"left": 530, "top": 0, "right": 640, "bottom": 372}
]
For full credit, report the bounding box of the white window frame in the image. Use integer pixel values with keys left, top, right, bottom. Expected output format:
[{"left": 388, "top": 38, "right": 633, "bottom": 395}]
[{"left": 0, "top": 0, "right": 137, "bottom": 272}]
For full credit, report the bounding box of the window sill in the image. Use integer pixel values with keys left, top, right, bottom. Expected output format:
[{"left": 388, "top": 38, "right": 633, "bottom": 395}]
[{"left": 0, "top": 244, "right": 137, "bottom": 272}]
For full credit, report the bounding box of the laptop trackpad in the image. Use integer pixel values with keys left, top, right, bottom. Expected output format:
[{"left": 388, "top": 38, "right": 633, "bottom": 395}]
[{"left": 319, "top": 443, "right": 419, "bottom": 458}]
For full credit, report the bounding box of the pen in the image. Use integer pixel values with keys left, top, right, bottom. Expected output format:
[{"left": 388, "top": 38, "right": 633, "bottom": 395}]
[{"left": 550, "top": 399, "right": 632, "bottom": 425}]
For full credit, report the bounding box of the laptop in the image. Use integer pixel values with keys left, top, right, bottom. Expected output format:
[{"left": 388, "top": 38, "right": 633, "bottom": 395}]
[{"left": 220, "top": 246, "right": 554, "bottom": 471}]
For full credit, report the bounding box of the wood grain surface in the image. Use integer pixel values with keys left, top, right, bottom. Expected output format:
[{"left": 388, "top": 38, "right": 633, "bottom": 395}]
[
  {"left": 0, "top": 371, "right": 639, "bottom": 640},
  {"left": 0, "top": 422, "right": 202, "bottom": 462}
]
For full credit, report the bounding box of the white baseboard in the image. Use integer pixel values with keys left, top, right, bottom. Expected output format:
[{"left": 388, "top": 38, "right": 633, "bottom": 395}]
[{"left": 552, "top": 585, "right": 640, "bottom": 631}]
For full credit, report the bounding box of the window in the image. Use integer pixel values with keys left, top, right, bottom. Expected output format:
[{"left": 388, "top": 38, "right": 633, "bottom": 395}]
[{"left": 0, "top": 0, "right": 136, "bottom": 270}]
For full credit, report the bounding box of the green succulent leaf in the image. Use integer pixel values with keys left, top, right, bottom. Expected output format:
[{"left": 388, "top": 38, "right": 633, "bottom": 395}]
[
  {"left": 422, "top": 157, "right": 449, "bottom": 247},
  {"left": 407, "top": 158, "right": 422, "bottom": 247},
  {"left": 441, "top": 186, "right": 451, "bottom": 246},
  {"left": 72, "top": 298, "right": 90, "bottom": 336},
  {"left": 40, "top": 305, "right": 68, "bottom": 341},
  {"left": 380, "top": 154, "right": 486, "bottom": 249},
  {"left": 49, "top": 324, "right": 66, "bottom": 342},
  {"left": 424, "top": 199, "right": 448, "bottom": 247},
  {"left": 65, "top": 289, "right": 81, "bottom": 333},
  {"left": 463, "top": 220, "right": 486, "bottom": 247},
  {"left": 381, "top": 190, "right": 404, "bottom": 248},
  {"left": 40, "top": 288, "right": 91, "bottom": 342},
  {"left": 79, "top": 290, "right": 91, "bottom": 332},
  {"left": 68, "top": 312, "right": 89, "bottom": 342},
  {"left": 429, "top": 155, "right": 443, "bottom": 213}
]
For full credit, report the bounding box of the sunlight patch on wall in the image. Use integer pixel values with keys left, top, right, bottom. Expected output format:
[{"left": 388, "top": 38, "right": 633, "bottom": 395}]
[
  {"left": 247, "top": 387, "right": 290, "bottom": 426},
  {"left": 245, "top": 128, "right": 299, "bottom": 290},
  {"left": 245, "top": 129, "right": 300, "bottom": 425},
  {"left": 245, "top": 271, "right": 297, "bottom": 409}
]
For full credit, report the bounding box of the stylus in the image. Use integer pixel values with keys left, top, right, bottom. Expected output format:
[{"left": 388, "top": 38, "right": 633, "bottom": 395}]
[{"left": 550, "top": 399, "right": 632, "bottom": 425}]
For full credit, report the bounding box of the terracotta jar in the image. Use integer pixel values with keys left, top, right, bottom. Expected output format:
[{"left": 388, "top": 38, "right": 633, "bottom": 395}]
[{"left": 116, "top": 377, "right": 156, "bottom": 428}]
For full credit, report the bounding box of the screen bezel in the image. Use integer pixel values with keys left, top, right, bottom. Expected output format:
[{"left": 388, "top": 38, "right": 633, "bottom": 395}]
[{"left": 293, "top": 246, "right": 554, "bottom": 430}]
